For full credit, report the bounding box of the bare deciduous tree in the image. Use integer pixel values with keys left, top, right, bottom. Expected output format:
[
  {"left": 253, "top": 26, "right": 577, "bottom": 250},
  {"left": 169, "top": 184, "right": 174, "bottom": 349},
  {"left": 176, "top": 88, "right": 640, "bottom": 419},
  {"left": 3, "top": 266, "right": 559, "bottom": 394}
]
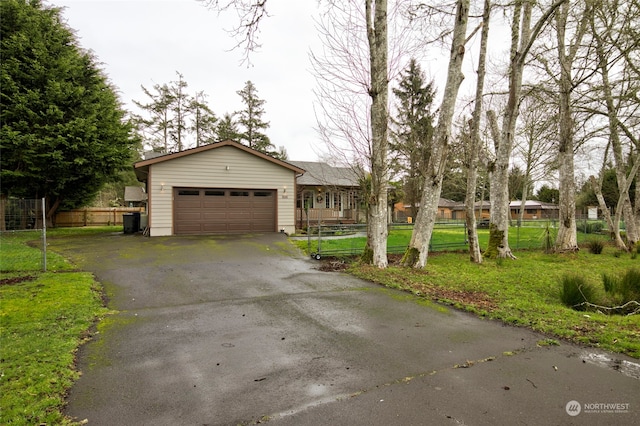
[
  {"left": 401, "top": 0, "right": 470, "bottom": 269},
  {"left": 485, "top": 0, "right": 566, "bottom": 259},
  {"left": 464, "top": 0, "right": 491, "bottom": 265}
]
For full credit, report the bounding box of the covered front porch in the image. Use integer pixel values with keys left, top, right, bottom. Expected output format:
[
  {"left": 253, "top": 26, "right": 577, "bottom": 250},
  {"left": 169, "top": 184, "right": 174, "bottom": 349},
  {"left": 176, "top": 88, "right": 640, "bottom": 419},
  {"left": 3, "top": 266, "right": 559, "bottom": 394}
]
[{"left": 296, "top": 188, "right": 362, "bottom": 228}]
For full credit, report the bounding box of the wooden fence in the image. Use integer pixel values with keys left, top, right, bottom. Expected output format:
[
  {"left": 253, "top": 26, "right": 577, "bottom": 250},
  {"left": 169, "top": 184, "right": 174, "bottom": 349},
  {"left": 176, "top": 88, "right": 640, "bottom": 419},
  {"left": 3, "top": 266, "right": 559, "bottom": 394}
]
[{"left": 55, "top": 207, "right": 145, "bottom": 227}]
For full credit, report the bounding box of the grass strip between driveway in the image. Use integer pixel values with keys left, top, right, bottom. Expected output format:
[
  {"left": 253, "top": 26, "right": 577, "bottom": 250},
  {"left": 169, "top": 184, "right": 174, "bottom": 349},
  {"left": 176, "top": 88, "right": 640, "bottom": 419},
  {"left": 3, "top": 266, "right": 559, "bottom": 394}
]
[
  {"left": 1, "top": 228, "right": 112, "bottom": 425},
  {"left": 346, "top": 248, "right": 640, "bottom": 359}
]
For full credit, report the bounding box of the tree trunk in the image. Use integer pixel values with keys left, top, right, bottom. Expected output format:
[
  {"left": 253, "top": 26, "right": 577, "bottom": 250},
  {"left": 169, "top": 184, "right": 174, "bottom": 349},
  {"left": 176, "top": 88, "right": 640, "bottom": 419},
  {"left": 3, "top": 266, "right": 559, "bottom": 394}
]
[
  {"left": 465, "top": 0, "right": 491, "bottom": 264},
  {"left": 485, "top": 0, "right": 532, "bottom": 259},
  {"left": 0, "top": 193, "right": 6, "bottom": 231},
  {"left": 486, "top": 108, "right": 515, "bottom": 259},
  {"left": 635, "top": 155, "right": 640, "bottom": 239},
  {"left": 46, "top": 197, "right": 60, "bottom": 228},
  {"left": 402, "top": 0, "right": 469, "bottom": 268},
  {"left": 589, "top": 176, "right": 625, "bottom": 248},
  {"left": 593, "top": 19, "right": 639, "bottom": 246},
  {"left": 364, "top": 0, "right": 389, "bottom": 268},
  {"left": 485, "top": 0, "right": 566, "bottom": 259},
  {"left": 554, "top": 1, "right": 579, "bottom": 252}
]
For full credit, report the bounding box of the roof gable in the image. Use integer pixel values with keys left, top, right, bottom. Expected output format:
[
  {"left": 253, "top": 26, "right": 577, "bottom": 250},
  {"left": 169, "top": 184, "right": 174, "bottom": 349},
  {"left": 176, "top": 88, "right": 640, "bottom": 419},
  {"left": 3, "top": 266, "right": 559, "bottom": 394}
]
[
  {"left": 290, "top": 161, "right": 360, "bottom": 187},
  {"left": 134, "top": 140, "right": 304, "bottom": 180}
]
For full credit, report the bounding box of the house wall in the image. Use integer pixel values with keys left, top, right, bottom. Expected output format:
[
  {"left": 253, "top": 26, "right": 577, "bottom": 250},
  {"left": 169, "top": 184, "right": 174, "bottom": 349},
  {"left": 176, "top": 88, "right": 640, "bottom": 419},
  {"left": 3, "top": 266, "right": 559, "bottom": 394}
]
[{"left": 147, "top": 146, "right": 297, "bottom": 236}]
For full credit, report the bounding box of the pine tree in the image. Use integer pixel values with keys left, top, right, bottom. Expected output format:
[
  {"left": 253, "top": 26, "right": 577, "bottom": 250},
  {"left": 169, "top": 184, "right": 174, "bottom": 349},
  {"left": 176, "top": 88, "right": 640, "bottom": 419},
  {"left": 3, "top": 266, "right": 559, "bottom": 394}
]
[
  {"left": 236, "top": 80, "right": 273, "bottom": 154},
  {"left": 391, "top": 58, "right": 436, "bottom": 219},
  {"left": 168, "top": 72, "right": 192, "bottom": 152},
  {"left": 133, "top": 83, "right": 174, "bottom": 153},
  {"left": 216, "top": 113, "right": 241, "bottom": 142},
  {"left": 189, "top": 91, "right": 217, "bottom": 147}
]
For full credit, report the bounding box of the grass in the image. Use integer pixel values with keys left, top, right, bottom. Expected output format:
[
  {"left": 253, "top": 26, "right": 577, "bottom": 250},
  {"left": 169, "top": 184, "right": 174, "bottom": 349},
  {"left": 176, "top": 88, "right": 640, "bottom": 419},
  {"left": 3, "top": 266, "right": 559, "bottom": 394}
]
[
  {"left": 295, "top": 224, "right": 609, "bottom": 257},
  {"left": 345, "top": 246, "right": 640, "bottom": 358},
  {"left": 0, "top": 227, "right": 115, "bottom": 425}
]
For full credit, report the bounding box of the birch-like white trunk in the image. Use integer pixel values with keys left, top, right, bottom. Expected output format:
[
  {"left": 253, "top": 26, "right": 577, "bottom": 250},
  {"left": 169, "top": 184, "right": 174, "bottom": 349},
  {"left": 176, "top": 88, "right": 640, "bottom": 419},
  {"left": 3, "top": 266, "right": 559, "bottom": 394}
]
[
  {"left": 402, "top": 0, "right": 469, "bottom": 268},
  {"left": 593, "top": 20, "right": 639, "bottom": 246},
  {"left": 486, "top": 0, "right": 566, "bottom": 258},
  {"left": 589, "top": 176, "right": 626, "bottom": 248},
  {"left": 465, "top": 0, "right": 491, "bottom": 264},
  {"left": 364, "top": 0, "right": 389, "bottom": 268},
  {"left": 485, "top": 0, "right": 532, "bottom": 259},
  {"left": 554, "top": 1, "right": 579, "bottom": 251}
]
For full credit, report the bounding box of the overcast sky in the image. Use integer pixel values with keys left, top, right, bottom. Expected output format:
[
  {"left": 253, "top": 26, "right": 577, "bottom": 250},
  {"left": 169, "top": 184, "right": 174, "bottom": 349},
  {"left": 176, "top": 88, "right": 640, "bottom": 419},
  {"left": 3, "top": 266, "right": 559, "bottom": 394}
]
[
  {"left": 49, "top": 1, "right": 548, "bottom": 173},
  {"left": 50, "top": 0, "right": 324, "bottom": 161}
]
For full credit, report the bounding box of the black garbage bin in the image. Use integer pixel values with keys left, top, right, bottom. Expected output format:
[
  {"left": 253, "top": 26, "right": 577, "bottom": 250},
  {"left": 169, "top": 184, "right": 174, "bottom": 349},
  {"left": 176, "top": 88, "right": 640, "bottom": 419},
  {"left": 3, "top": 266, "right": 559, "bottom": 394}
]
[
  {"left": 123, "top": 213, "right": 136, "bottom": 234},
  {"left": 132, "top": 212, "right": 141, "bottom": 232}
]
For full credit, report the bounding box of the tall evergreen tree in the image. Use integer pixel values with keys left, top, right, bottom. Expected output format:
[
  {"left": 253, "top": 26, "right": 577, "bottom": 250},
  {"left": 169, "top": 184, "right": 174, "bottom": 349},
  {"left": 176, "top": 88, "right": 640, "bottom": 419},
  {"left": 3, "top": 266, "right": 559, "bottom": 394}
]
[
  {"left": 133, "top": 83, "right": 174, "bottom": 153},
  {"left": 391, "top": 58, "right": 436, "bottom": 219},
  {"left": 236, "top": 80, "right": 273, "bottom": 153},
  {"left": 168, "top": 72, "right": 191, "bottom": 152},
  {"left": 1, "top": 0, "right": 137, "bottom": 222},
  {"left": 216, "top": 113, "right": 241, "bottom": 142},
  {"left": 189, "top": 91, "right": 218, "bottom": 147}
]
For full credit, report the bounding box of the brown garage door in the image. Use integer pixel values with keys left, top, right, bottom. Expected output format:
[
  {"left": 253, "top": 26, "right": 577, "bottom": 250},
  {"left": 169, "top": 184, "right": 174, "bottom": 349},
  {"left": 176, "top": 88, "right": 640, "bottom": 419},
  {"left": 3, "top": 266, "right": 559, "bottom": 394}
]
[{"left": 174, "top": 188, "right": 276, "bottom": 234}]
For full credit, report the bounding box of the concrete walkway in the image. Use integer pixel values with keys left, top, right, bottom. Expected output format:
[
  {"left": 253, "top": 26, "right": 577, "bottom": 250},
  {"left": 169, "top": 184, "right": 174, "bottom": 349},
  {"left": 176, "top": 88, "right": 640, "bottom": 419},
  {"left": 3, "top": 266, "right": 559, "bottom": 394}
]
[{"left": 52, "top": 233, "right": 639, "bottom": 426}]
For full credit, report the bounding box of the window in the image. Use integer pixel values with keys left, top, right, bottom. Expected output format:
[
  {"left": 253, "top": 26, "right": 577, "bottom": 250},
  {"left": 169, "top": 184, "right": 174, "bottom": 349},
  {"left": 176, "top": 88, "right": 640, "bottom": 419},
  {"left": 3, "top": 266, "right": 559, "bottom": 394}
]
[
  {"left": 230, "top": 191, "right": 249, "bottom": 196},
  {"left": 254, "top": 191, "right": 272, "bottom": 197},
  {"left": 205, "top": 190, "right": 225, "bottom": 196},
  {"left": 526, "top": 209, "right": 537, "bottom": 214},
  {"left": 178, "top": 190, "right": 199, "bottom": 196}
]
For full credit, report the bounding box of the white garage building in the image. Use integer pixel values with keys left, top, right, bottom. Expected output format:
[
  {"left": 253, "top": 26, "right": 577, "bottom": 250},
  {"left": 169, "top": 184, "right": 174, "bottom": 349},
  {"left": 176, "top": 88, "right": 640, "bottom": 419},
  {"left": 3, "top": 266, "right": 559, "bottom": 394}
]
[{"left": 133, "top": 140, "right": 304, "bottom": 236}]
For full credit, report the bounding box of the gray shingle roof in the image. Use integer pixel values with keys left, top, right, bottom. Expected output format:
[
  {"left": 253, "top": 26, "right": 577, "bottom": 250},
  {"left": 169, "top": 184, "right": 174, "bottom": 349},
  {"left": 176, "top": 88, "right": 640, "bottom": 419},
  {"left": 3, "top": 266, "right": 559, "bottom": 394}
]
[{"left": 291, "top": 161, "right": 360, "bottom": 187}]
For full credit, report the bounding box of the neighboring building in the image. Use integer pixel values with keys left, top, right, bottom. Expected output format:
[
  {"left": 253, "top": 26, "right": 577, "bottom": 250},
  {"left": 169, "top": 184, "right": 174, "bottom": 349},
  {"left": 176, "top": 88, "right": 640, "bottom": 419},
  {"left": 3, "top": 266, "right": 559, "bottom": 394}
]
[
  {"left": 124, "top": 186, "right": 147, "bottom": 208},
  {"left": 450, "top": 201, "right": 491, "bottom": 221},
  {"left": 508, "top": 200, "right": 559, "bottom": 220},
  {"left": 133, "top": 140, "right": 304, "bottom": 236},
  {"left": 290, "top": 161, "right": 363, "bottom": 227},
  {"left": 395, "top": 198, "right": 478, "bottom": 222},
  {"left": 395, "top": 199, "right": 558, "bottom": 222}
]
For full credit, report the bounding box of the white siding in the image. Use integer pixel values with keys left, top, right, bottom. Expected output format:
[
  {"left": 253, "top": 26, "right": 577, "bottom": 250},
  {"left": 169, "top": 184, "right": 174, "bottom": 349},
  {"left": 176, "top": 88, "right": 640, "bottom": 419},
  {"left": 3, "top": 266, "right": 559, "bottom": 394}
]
[{"left": 148, "top": 146, "right": 297, "bottom": 236}]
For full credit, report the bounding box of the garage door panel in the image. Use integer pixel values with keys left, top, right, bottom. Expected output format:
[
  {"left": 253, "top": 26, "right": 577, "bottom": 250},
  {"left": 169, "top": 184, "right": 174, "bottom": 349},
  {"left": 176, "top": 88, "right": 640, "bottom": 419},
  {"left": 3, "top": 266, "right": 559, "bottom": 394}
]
[
  {"left": 175, "top": 223, "right": 203, "bottom": 234},
  {"left": 176, "top": 211, "right": 203, "bottom": 221},
  {"left": 227, "top": 223, "right": 252, "bottom": 232},
  {"left": 202, "top": 200, "right": 227, "bottom": 209},
  {"left": 229, "top": 210, "right": 252, "bottom": 220},
  {"left": 202, "top": 212, "right": 229, "bottom": 221},
  {"left": 174, "top": 188, "right": 275, "bottom": 235},
  {"left": 176, "top": 200, "right": 202, "bottom": 209},
  {"left": 202, "top": 223, "right": 230, "bottom": 233}
]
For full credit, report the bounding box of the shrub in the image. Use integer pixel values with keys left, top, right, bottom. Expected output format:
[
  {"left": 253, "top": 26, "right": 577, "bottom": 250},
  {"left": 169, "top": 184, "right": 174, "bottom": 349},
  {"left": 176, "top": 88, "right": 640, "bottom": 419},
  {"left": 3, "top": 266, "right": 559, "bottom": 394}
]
[
  {"left": 602, "top": 273, "right": 620, "bottom": 294},
  {"left": 619, "top": 268, "right": 640, "bottom": 302},
  {"left": 588, "top": 239, "right": 605, "bottom": 254},
  {"left": 560, "top": 275, "right": 598, "bottom": 311},
  {"left": 583, "top": 222, "right": 604, "bottom": 234}
]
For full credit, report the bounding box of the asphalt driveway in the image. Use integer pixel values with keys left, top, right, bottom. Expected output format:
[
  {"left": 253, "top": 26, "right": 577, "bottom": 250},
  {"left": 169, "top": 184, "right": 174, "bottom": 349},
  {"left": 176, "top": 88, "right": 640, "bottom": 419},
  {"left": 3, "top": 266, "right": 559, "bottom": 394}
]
[{"left": 53, "top": 233, "right": 639, "bottom": 425}]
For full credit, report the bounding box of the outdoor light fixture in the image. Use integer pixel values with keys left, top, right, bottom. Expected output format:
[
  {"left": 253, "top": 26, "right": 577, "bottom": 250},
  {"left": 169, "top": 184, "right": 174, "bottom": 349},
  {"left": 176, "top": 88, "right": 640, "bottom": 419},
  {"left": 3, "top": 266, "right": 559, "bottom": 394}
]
[
  {"left": 226, "top": 166, "right": 230, "bottom": 171},
  {"left": 160, "top": 183, "right": 165, "bottom": 192}
]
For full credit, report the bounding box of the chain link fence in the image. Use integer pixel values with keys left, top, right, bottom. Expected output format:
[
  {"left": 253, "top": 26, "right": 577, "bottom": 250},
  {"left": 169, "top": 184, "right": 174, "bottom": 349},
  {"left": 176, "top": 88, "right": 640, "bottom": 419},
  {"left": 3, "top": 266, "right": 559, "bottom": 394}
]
[{"left": 1, "top": 198, "right": 47, "bottom": 272}]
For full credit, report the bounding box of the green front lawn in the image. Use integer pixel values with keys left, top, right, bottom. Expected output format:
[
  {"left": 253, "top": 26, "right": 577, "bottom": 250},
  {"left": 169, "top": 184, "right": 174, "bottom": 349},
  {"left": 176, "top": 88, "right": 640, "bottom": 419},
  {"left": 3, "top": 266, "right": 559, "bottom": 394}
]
[
  {"left": 1, "top": 228, "right": 115, "bottom": 425},
  {"left": 349, "top": 248, "right": 640, "bottom": 358}
]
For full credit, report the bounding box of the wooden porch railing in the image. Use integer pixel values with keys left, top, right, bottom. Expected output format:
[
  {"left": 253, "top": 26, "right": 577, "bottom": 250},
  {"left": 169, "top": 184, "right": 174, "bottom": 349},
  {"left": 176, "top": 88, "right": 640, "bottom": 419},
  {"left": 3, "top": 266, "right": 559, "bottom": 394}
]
[{"left": 297, "top": 208, "right": 357, "bottom": 223}]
